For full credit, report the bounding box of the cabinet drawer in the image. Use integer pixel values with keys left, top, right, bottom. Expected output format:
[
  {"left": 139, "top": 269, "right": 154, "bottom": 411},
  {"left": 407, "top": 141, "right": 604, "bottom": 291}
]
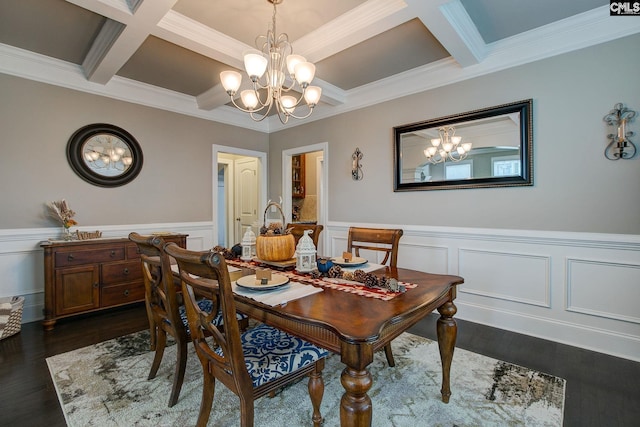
[
  {"left": 55, "top": 247, "right": 125, "bottom": 267},
  {"left": 102, "top": 260, "right": 143, "bottom": 285},
  {"left": 101, "top": 282, "right": 145, "bottom": 306},
  {"left": 126, "top": 243, "right": 141, "bottom": 259}
]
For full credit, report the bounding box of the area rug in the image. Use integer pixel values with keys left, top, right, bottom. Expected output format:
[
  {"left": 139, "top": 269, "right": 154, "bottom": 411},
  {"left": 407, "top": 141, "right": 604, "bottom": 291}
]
[{"left": 46, "top": 331, "right": 565, "bottom": 426}]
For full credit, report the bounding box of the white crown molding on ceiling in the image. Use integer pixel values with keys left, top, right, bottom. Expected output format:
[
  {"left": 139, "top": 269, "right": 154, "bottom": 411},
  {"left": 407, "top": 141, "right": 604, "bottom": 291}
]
[{"left": 1, "top": 5, "right": 639, "bottom": 134}]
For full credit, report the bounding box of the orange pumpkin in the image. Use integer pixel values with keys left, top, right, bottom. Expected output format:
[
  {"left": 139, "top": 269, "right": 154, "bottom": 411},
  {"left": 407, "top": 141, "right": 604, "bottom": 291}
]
[{"left": 256, "top": 234, "right": 295, "bottom": 261}]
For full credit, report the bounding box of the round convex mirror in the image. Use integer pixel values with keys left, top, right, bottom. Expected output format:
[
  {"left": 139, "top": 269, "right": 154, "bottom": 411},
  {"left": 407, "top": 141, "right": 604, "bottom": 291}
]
[{"left": 66, "top": 123, "right": 143, "bottom": 187}]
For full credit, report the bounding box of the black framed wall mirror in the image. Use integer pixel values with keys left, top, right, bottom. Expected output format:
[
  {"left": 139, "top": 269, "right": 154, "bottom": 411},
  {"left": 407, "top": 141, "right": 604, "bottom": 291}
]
[
  {"left": 394, "top": 99, "right": 533, "bottom": 191},
  {"left": 67, "top": 123, "right": 143, "bottom": 187}
]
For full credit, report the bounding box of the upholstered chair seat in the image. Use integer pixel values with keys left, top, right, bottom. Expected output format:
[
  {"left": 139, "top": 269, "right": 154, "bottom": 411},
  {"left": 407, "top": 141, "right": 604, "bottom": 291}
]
[{"left": 216, "top": 323, "right": 328, "bottom": 388}]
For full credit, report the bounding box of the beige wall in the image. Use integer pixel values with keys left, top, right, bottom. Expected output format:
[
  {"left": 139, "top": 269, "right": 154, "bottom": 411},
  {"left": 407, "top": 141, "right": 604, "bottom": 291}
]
[
  {"left": 0, "top": 75, "right": 268, "bottom": 229},
  {"left": 269, "top": 34, "right": 640, "bottom": 235},
  {"left": 2, "top": 34, "right": 639, "bottom": 235}
]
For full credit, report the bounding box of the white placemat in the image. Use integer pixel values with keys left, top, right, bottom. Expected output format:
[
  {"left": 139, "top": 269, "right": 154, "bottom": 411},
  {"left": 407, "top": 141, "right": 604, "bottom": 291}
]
[
  {"left": 232, "top": 281, "right": 323, "bottom": 307},
  {"left": 338, "top": 262, "right": 385, "bottom": 273},
  {"left": 170, "top": 264, "right": 240, "bottom": 274}
]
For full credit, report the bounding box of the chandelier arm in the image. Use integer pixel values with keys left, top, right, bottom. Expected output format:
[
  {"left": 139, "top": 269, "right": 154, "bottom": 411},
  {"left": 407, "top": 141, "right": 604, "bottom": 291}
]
[
  {"left": 281, "top": 105, "right": 316, "bottom": 120},
  {"left": 227, "top": 93, "right": 274, "bottom": 118}
]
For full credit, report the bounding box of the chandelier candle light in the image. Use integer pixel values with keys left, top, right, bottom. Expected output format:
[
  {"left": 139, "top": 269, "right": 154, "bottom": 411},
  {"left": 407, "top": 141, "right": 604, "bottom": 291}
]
[
  {"left": 220, "top": 0, "right": 322, "bottom": 124},
  {"left": 424, "top": 125, "right": 472, "bottom": 163}
]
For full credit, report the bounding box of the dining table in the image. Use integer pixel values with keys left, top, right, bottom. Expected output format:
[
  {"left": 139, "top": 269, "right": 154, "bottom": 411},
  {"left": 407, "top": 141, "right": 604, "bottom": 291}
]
[{"left": 222, "top": 258, "right": 464, "bottom": 427}]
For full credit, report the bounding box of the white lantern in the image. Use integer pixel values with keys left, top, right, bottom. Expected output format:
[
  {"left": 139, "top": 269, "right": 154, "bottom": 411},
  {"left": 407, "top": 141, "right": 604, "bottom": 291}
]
[
  {"left": 295, "top": 229, "right": 316, "bottom": 273},
  {"left": 241, "top": 227, "right": 256, "bottom": 261}
]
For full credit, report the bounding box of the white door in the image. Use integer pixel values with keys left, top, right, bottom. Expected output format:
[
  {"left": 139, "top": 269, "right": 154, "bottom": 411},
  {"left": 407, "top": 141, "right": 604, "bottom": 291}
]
[{"left": 234, "top": 157, "right": 259, "bottom": 243}]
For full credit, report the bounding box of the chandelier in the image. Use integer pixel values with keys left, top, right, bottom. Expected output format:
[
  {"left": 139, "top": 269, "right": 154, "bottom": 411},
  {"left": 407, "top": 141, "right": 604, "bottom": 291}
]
[
  {"left": 219, "top": 0, "right": 322, "bottom": 124},
  {"left": 423, "top": 126, "right": 472, "bottom": 163}
]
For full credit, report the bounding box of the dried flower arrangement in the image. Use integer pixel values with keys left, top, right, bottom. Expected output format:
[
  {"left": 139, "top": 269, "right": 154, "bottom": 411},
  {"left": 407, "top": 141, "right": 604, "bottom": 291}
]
[{"left": 47, "top": 199, "right": 77, "bottom": 229}]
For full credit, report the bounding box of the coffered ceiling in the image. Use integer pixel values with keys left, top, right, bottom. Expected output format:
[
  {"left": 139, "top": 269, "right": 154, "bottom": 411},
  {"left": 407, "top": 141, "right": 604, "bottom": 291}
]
[{"left": 1, "top": 0, "right": 638, "bottom": 132}]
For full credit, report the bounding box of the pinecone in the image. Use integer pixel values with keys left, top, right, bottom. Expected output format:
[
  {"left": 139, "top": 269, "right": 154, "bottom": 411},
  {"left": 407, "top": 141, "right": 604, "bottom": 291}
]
[
  {"left": 378, "top": 276, "right": 389, "bottom": 290},
  {"left": 342, "top": 271, "right": 355, "bottom": 281},
  {"left": 362, "top": 273, "right": 378, "bottom": 288},
  {"left": 310, "top": 270, "right": 323, "bottom": 279},
  {"left": 328, "top": 265, "right": 343, "bottom": 278},
  {"left": 352, "top": 269, "right": 367, "bottom": 283},
  {"left": 211, "top": 245, "right": 234, "bottom": 260}
]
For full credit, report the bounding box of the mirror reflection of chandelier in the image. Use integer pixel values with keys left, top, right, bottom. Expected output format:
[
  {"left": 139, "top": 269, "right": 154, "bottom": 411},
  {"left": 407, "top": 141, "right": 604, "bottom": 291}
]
[
  {"left": 83, "top": 135, "right": 133, "bottom": 171},
  {"left": 423, "top": 125, "right": 472, "bottom": 163},
  {"left": 219, "top": 0, "right": 322, "bottom": 124}
]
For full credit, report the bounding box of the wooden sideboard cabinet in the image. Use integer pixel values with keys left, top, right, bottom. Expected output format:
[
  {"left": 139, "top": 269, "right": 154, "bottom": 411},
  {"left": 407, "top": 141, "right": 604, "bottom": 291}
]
[{"left": 41, "top": 234, "right": 187, "bottom": 330}]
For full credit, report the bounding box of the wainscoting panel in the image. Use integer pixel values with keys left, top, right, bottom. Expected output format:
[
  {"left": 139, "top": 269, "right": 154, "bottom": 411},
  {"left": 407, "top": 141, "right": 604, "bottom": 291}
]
[
  {"left": 398, "top": 242, "right": 449, "bottom": 274},
  {"left": 566, "top": 257, "right": 640, "bottom": 324},
  {"left": 0, "top": 222, "right": 215, "bottom": 324},
  {"left": 325, "top": 223, "right": 640, "bottom": 362},
  {"left": 458, "top": 248, "right": 551, "bottom": 307},
  {"left": 3, "top": 222, "right": 640, "bottom": 361}
]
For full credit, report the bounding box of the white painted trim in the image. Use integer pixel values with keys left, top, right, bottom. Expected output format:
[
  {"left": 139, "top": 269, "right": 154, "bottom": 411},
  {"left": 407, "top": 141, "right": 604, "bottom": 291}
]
[
  {"left": 3, "top": 6, "right": 638, "bottom": 133},
  {"left": 324, "top": 221, "right": 640, "bottom": 362},
  {"left": 3, "top": 220, "right": 639, "bottom": 361}
]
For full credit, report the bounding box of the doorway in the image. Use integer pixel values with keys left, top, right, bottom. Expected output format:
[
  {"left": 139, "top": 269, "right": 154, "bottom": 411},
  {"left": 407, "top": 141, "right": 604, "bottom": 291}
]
[
  {"left": 282, "top": 142, "right": 328, "bottom": 254},
  {"left": 213, "top": 145, "right": 267, "bottom": 247}
]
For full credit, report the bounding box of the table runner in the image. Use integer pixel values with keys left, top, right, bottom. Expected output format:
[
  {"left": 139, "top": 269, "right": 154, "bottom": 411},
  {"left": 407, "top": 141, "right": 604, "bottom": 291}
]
[{"left": 226, "top": 259, "right": 416, "bottom": 301}]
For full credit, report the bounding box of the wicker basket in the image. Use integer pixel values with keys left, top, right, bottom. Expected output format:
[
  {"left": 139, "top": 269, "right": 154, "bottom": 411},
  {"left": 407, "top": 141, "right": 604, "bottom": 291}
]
[
  {"left": 0, "top": 296, "right": 24, "bottom": 340},
  {"left": 256, "top": 202, "right": 295, "bottom": 262}
]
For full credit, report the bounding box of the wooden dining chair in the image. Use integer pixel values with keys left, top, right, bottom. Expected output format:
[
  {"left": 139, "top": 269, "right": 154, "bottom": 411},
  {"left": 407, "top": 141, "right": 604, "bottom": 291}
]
[
  {"left": 347, "top": 226, "right": 404, "bottom": 367},
  {"left": 286, "top": 223, "right": 323, "bottom": 248},
  {"left": 128, "top": 232, "right": 247, "bottom": 407},
  {"left": 164, "top": 243, "right": 327, "bottom": 427}
]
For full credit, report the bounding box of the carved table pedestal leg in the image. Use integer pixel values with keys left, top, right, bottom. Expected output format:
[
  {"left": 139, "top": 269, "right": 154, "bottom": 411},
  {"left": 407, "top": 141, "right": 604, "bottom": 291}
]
[{"left": 437, "top": 298, "right": 458, "bottom": 403}]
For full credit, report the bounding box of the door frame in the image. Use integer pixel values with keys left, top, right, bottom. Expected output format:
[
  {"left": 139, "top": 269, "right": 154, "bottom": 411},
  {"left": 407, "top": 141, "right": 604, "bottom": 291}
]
[
  {"left": 212, "top": 145, "right": 267, "bottom": 247},
  {"left": 282, "top": 142, "right": 329, "bottom": 251}
]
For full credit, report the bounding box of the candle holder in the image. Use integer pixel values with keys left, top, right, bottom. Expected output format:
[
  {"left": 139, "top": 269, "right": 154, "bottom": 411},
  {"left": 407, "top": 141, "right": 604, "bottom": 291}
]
[
  {"left": 604, "top": 103, "right": 637, "bottom": 160},
  {"left": 352, "top": 147, "right": 363, "bottom": 180}
]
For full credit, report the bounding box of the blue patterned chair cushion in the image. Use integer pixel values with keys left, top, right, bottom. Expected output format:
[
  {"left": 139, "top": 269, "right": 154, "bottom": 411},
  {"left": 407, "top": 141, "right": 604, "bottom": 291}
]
[
  {"left": 216, "top": 323, "right": 329, "bottom": 388},
  {"left": 176, "top": 299, "right": 247, "bottom": 334}
]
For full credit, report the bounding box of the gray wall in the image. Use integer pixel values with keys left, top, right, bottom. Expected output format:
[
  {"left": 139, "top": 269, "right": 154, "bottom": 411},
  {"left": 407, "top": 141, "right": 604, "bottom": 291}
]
[
  {"left": 269, "top": 34, "right": 640, "bottom": 234},
  {"left": 1, "top": 34, "right": 639, "bottom": 235},
  {"left": 0, "top": 75, "right": 268, "bottom": 229}
]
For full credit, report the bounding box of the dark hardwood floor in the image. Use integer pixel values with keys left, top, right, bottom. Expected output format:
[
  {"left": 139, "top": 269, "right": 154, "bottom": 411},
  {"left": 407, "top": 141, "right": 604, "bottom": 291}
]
[{"left": 1, "top": 304, "right": 638, "bottom": 426}]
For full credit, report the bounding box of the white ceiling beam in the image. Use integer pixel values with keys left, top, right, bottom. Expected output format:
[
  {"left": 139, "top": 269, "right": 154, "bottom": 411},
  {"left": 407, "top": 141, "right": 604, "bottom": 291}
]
[
  {"left": 154, "top": 10, "right": 246, "bottom": 70},
  {"left": 293, "top": 0, "right": 412, "bottom": 63},
  {"left": 407, "top": 0, "right": 485, "bottom": 67},
  {"left": 81, "top": 0, "right": 178, "bottom": 84},
  {"left": 65, "top": 0, "right": 134, "bottom": 23}
]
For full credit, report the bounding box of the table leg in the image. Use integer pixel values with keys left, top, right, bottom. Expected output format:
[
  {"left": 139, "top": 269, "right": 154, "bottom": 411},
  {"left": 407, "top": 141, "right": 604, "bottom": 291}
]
[
  {"left": 436, "top": 299, "right": 457, "bottom": 403},
  {"left": 339, "top": 343, "right": 374, "bottom": 426}
]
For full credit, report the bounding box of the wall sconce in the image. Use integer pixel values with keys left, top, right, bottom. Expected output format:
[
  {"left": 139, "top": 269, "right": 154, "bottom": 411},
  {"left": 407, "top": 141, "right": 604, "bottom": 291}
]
[
  {"left": 604, "top": 103, "right": 637, "bottom": 160},
  {"left": 352, "top": 147, "right": 363, "bottom": 180}
]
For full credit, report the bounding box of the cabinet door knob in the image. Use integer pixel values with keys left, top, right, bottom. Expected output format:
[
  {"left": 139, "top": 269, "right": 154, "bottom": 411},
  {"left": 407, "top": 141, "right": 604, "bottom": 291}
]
[
  {"left": 67, "top": 254, "right": 74, "bottom": 261},
  {"left": 123, "top": 289, "right": 130, "bottom": 296},
  {"left": 110, "top": 250, "right": 116, "bottom": 257},
  {"left": 93, "top": 283, "right": 99, "bottom": 288},
  {"left": 123, "top": 268, "right": 129, "bottom": 275}
]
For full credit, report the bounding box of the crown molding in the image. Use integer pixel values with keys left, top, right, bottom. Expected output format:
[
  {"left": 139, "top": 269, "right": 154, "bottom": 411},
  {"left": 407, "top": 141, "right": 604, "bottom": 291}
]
[
  {"left": 0, "top": 43, "right": 269, "bottom": 133},
  {"left": 2, "top": 6, "right": 639, "bottom": 133}
]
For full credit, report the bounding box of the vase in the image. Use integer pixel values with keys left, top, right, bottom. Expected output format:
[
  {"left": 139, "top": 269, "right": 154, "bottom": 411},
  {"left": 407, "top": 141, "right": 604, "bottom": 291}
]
[{"left": 62, "top": 226, "right": 73, "bottom": 241}]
